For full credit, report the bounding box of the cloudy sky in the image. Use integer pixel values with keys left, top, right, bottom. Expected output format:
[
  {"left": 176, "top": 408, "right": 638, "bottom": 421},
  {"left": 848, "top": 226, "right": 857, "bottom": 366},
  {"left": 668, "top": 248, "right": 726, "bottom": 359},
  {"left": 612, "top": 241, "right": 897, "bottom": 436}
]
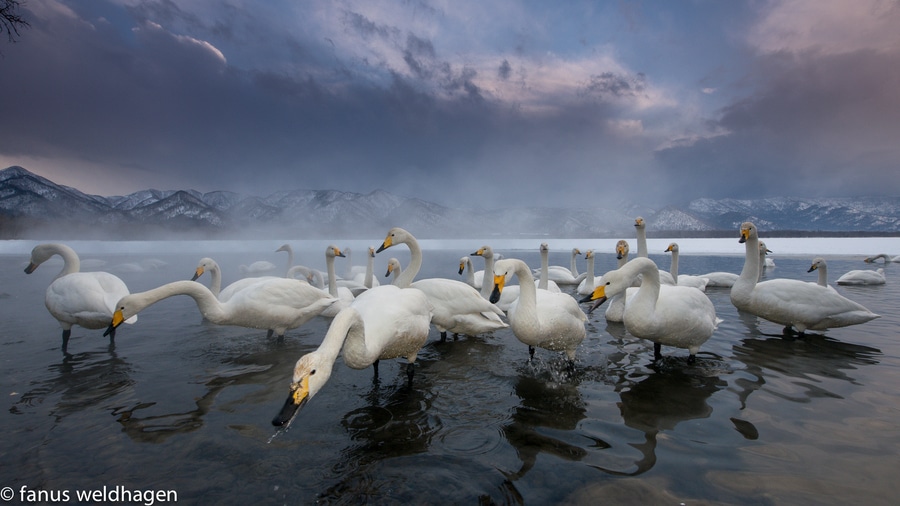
[{"left": 1, "top": 0, "right": 899, "bottom": 209}]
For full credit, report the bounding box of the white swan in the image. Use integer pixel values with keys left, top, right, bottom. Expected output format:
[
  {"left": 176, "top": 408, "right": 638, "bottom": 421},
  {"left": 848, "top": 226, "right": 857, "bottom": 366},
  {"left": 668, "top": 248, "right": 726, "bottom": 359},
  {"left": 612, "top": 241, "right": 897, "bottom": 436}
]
[
  {"left": 490, "top": 258, "right": 586, "bottom": 368},
  {"left": 730, "top": 222, "right": 879, "bottom": 334},
  {"left": 320, "top": 245, "right": 356, "bottom": 318},
  {"left": 632, "top": 217, "right": 676, "bottom": 285},
  {"left": 471, "top": 244, "right": 524, "bottom": 311},
  {"left": 376, "top": 227, "right": 508, "bottom": 340},
  {"left": 581, "top": 257, "right": 720, "bottom": 363},
  {"left": 806, "top": 257, "right": 835, "bottom": 289},
  {"left": 106, "top": 278, "right": 337, "bottom": 339},
  {"left": 535, "top": 243, "right": 562, "bottom": 293},
  {"left": 533, "top": 247, "right": 586, "bottom": 285},
  {"left": 271, "top": 284, "right": 432, "bottom": 426},
  {"left": 239, "top": 260, "right": 278, "bottom": 277},
  {"left": 863, "top": 253, "right": 900, "bottom": 263},
  {"left": 836, "top": 267, "right": 886, "bottom": 285},
  {"left": 276, "top": 243, "right": 297, "bottom": 276},
  {"left": 25, "top": 243, "right": 136, "bottom": 351},
  {"left": 663, "top": 243, "right": 709, "bottom": 291},
  {"left": 759, "top": 242, "right": 775, "bottom": 270}
]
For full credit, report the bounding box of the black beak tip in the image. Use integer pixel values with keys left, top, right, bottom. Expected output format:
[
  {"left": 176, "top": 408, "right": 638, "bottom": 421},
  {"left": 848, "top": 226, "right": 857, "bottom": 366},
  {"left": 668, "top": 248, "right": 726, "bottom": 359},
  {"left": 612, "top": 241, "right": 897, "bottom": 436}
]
[
  {"left": 375, "top": 243, "right": 387, "bottom": 254},
  {"left": 103, "top": 324, "right": 116, "bottom": 338}
]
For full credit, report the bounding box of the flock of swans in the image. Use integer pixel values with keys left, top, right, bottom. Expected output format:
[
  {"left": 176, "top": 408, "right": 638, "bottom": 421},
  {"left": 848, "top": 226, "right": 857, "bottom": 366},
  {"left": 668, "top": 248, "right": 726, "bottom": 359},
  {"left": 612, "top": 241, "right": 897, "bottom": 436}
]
[{"left": 24, "top": 220, "right": 884, "bottom": 427}]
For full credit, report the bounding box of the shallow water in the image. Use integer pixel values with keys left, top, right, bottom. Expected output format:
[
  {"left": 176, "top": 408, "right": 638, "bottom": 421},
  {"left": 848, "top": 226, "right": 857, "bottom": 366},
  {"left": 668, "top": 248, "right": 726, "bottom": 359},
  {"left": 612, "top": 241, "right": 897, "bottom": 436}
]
[{"left": 1, "top": 240, "right": 898, "bottom": 505}]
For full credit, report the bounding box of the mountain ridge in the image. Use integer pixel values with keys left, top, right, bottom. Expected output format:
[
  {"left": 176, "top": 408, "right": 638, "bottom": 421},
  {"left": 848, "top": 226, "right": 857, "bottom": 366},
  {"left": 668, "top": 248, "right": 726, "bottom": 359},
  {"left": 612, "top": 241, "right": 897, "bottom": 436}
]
[{"left": 1, "top": 166, "right": 898, "bottom": 239}]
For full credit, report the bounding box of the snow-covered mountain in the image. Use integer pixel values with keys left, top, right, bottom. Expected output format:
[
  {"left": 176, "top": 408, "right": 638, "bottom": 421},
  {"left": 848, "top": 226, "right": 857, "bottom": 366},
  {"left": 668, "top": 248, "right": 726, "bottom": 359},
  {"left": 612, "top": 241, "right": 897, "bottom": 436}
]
[{"left": 1, "top": 166, "right": 898, "bottom": 239}]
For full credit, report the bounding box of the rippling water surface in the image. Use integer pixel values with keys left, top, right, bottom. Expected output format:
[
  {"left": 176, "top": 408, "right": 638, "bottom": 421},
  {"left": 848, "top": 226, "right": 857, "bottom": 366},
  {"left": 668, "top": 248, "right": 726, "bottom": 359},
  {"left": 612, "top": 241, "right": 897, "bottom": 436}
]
[{"left": 2, "top": 239, "right": 898, "bottom": 505}]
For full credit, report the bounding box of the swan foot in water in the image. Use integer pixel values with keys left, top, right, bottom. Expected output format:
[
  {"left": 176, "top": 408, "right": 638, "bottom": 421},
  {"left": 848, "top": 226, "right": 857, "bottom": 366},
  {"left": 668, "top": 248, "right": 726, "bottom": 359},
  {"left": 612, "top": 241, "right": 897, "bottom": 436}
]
[
  {"left": 61, "top": 329, "right": 72, "bottom": 352},
  {"left": 528, "top": 345, "right": 535, "bottom": 361},
  {"left": 372, "top": 359, "right": 380, "bottom": 381},
  {"left": 406, "top": 362, "right": 415, "bottom": 386},
  {"left": 440, "top": 331, "right": 447, "bottom": 342},
  {"left": 654, "top": 342, "right": 663, "bottom": 362},
  {"left": 687, "top": 354, "right": 696, "bottom": 365}
]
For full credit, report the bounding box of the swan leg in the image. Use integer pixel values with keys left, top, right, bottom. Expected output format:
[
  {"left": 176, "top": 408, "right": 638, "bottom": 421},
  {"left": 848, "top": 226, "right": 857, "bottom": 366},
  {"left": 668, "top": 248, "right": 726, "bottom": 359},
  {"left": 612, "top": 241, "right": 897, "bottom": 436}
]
[
  {"left": 372, "top": 359, "right": 380, "bottom": 380},
  {"left": 687, "top": 354, "right": 696, "bottom": 365},
  {"left": 440, "top": 331, "right": 447, "bottom": 342},
  {"left": 528, "top": 346, "right": 535, "bottom": 361},
  {"left": 61, "top": 329, "right": 71, "bottom": 352},
  {"left": 406, "top": 362, "right": 415, "bottom": 386},
  {"left": 653, "top": 342, "right": 662, "bottom": 362},
  {"left": 266, "top": 329, "right": 274, "bottom": 339}
]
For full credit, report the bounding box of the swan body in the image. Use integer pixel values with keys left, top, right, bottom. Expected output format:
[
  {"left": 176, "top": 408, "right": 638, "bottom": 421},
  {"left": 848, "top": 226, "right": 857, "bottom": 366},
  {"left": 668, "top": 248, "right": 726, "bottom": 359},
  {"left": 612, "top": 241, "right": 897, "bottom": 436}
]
[
  {"left": 107, "top": 278, "right": 337, "bottom": 338},
  {"left": 192, "top": 257, "right": 279, "bottom": 302},
  {"left": 697, "top": 271, "right": 739, "bottom": 288},
  {"left": 664, "top": 243, "right": 709, "bottom": 291},
  {"left": 25, "top": 243, "right": 136, "bottom": 350},
  {"left": 239, "top": 260, "right": 278, "bottom": 277},
  {"left": 581, "top": 257, "right": 720, "bottom": 362},
  {"left": 490, "top": 258, "right": 586, "bottom": 365},
  {"left": 271, "top": 284, "right": 432, "bottom": 426},
  {"left": 836, "top": 268, "right": 886, "bottom": 286},
  {"left": 730, "top": 222, "right": 879, "bottom": 334},
  {"left": 377, "top": 228, "right": 507, "bottom": 339}
]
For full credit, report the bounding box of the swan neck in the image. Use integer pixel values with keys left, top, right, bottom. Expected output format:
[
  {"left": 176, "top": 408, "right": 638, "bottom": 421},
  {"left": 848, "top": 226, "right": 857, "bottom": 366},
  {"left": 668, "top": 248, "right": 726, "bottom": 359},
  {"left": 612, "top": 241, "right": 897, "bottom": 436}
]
[
  {"left": 51, "top": 244, "right": 81, "bottom": 278},
  {"left": 636, "top": 227, "right": 648, "bottom": 258},
  {"left": 396, "top": 237, "right": 422, "bottom": 288},
  {"left": 326, "top": 254, "right": 339, "bottom": 297},
  {"left": 209, "top": 264, "right": 222, "bottom": 297},
  {"left": 364, "top": 253, "right": 374, "bottom": 288},
  {"left": 817, "top": 265, "right": 828, "bottom": 287},
  {"left": 669, "top": 250, "right": 679, "bottom": 278},
  {"left": 739, "top": 233, "right": 760, "bottom": 286},
  {"left": 480, "top": 254, "right": 494, "bottom": 298},
  {"left": 539, "top": 249, "right": 549, "bottom": 290},
  {"left": 135, "top": 281, "right": 224, "bottom": 321},
  {"left": 317, "top": 308, "right": 363, "bottom": 363},
  {"left": 570, "top": 251, "right": 580, "bottom": 276},
  {"left": 514, "top": 261, "right": 539, "bottom": 325},
  {"left": 630, "top": 259, "right": 660, "bottom": 307}
]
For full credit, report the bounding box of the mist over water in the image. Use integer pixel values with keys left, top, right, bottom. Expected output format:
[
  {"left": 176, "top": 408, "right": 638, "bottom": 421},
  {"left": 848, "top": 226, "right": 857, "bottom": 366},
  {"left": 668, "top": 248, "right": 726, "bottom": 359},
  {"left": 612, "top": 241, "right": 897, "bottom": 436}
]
[{"left": 2, "top": 236, "right": 899, "bottom": 504}]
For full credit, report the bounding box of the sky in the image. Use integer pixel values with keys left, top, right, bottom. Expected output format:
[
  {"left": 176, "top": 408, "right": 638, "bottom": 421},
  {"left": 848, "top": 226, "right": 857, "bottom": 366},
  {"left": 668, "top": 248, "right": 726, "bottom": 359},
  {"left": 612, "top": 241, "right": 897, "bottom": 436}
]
[{"left": 1, "top": 0, "right": 899, "bottom": 210}]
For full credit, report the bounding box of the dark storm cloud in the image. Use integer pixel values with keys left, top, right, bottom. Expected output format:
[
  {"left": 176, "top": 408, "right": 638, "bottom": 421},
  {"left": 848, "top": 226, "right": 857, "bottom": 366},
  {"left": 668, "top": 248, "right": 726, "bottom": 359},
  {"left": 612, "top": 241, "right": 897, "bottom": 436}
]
[{"left": 655, "top": 47, "right": 900, "bottom": 202}]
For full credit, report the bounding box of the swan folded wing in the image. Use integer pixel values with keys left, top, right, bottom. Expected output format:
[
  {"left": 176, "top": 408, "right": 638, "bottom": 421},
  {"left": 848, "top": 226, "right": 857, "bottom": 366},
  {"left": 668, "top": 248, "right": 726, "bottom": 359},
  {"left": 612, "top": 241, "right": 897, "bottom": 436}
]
[
  {"left": 228, "top": 279, "right": 337, "bottom": 325},
  {"left": 751, "top": 279, "right": 878, "bottom": 329},
  {"left": 48, "top": 273, "right": 136, "bottom": 326}
]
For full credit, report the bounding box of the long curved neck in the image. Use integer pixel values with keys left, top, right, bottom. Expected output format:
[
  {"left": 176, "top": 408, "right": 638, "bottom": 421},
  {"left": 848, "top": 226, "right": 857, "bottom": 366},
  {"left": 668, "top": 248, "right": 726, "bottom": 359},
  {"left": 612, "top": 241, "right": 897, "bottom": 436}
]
[
  {"left": 585, "top": 254, "right": 595, "bottom": 284},
  {"left": 52, "top": 244, "right": 81, "bottom": 278},
  {"left": 480, "top": 252, "right": 494, "bottom": 298},
  {"left": 344, "top": 249, "right": 353, "bottom": 279},
  {"left": 636, "top": 227, "right": 648, "bottom": 258},
  {"left": 570, "top": 251, "right": 580, "bottom": 276},
  {"left": 463, "top": 258, "right": 475, "bottom": 285},
  {"left": 134, "top": 280, "right": 226, "bottom": 322},
  {"left": 396, "top": 237, "right": 422, "bottom": 288},
  {"left": 316, "top": 307, "right": 364, "bottom": 364},
  {"left": 629, "top": 258, "right": 660, "bottom": 309},
  {"left": 739, "top": 234, "right": 760, "bottom": 287},
  {"left": 364, "top": 252, "right": 375, "bottom": 288},
  {"left": 310, "top": 269, "right": 325, "bottom": 289},
  {"left": 326, "top": 254, "right": 339, "bottom": 297},
  {"left": 513, "top": 261, "right": 539, "bottom": 327},
  {"left": 208, "top": 264, "right": 222, "bottom": 297},
  {"left": 669, "top": 250, "right": 679, "bottom": 278},
  {"left": 539, "top": 248, "right": 549, "bottom": 290},
  {"left": 283, "top": 248, "right": 294, "bottom": 276},
  {"left": 817, "top": 265, "right": 828, "bottom": 287}
]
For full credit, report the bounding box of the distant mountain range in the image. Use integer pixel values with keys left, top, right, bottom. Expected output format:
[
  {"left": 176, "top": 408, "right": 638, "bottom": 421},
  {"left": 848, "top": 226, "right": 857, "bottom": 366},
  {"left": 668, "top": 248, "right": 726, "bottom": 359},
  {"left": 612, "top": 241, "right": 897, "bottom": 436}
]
[{"left": 1, "top": 165, "right": 898, "bottom": 239}]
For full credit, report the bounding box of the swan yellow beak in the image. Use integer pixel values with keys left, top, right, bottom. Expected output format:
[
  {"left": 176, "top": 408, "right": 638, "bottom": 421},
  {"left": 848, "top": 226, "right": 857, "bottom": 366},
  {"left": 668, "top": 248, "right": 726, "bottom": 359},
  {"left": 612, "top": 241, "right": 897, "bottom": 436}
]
[
  {"left": 103, "top": 308, "right": 125, "bottom": 337},
  {"left": 579, "top": 285, "right": 607, "bottom": 304},
  {"left": 376, "top": 235, "right": 393, "bottom": 253},
  {"left": 616, "top": 244, "right": 626, "bottom": 259},
  {"left": 807, "top": 263, "right": 818, "bottom": 273},
  {"left": 458, "top": 261, "right": 466, "bottom": 275},
  {"left": 385, "top": 264, "right": 394, "bottom": 277},
  {"left": 272, "top": 376, "right": 310, "bottom": 427},
  {"left": 489, "top": 274, "right": 506, "bottom": 304},
  {"left": 192, "top": 266, "right": 205, "bottom": 281},
  {"left": 739, "top": 227, "right": 750, "bottom": 243},
  {"left": 471, "top": 247, "right": 485, "bottom": 256}
]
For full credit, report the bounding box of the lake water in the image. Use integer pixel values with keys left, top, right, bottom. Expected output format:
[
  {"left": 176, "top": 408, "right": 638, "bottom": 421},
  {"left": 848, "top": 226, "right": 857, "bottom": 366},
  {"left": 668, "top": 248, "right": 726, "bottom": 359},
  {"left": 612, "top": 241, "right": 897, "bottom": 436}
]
[{"left": 1, "top": 237, "right": 899, "bottom": 505}]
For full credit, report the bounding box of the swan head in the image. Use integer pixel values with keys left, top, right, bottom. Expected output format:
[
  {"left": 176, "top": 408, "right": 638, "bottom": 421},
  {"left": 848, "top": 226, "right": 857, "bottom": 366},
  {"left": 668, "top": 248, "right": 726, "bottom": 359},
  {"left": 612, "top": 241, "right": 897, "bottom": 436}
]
[
  {"left": 275, "top": 244, "right": 292, "bottom": 253},
  {"left": 573, "top": 248, "right": 582, "bottom": 256},
  {"left": 376, "top": 227, "right": 413, "bottom": 253},
  {"left": 192, "top": 257, "right": 219, "bottom": 281},
  {"left": 759, "top": 242, "right": 772, "bottom": 254},
  {"left": 471, "top": 245, "right": 493, "bottom": 258},
  {"left": 272, "top": 353, "right": 334, "bottom": 427},
  {"left": 489, "top": 259, "right": 521, "bottom": 304},
  {"left": 385, "top": 258, "right": 401, "bottom": 278},
  {"left": 24, "top": 243, "right": 68, "bottom": 274},
  {"left": 104, "top": 294, "right": 141, "bottom": 337},
  {"left": 808, "top": 257, "right": 826, "bottom": 273},
  {"left": 665, "top": 243, "right": 679, "bottom": 254},
  {"left": 540, "top": 243, "right": 549, "bottom": 253},
  {"left": 326, "top": 245, "right": 346, "bottom": 259},
  {"left": 458, "top": 257, "right": 470, "bottom": 275},
  {"left": 739, "top": 222, "right": 756, "bottom": 244},
  {"left": 368, "top": 246, "right": 375, "bottom": 257},
  {"left": 634, "top": 217, "right": 645, "bottom": 230},
  {"left": 615, "top": 240, "right": 629, "bottom": 260},
  {"left": 585, "top": 249, "right": 594, "bottom": 259}
]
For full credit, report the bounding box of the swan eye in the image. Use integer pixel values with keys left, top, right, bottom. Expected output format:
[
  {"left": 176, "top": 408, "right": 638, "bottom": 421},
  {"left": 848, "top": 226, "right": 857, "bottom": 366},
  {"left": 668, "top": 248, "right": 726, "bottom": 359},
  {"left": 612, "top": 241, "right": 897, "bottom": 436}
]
[
  {"left": 605, "top": 282, "right": 610, "bottom": 286},
  {"left": 310, "top": 369, "right": 316, "bottom": 375}
]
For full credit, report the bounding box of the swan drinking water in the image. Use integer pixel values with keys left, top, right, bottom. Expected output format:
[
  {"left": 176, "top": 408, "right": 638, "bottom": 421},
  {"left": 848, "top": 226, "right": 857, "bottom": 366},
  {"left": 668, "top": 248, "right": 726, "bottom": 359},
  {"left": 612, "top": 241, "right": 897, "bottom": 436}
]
[
  {"left": 25, "top": 243, "right": 136, "bottom": 351},
  {"left": 271, "top": 284, "right": 432, "bottom": 427}
]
